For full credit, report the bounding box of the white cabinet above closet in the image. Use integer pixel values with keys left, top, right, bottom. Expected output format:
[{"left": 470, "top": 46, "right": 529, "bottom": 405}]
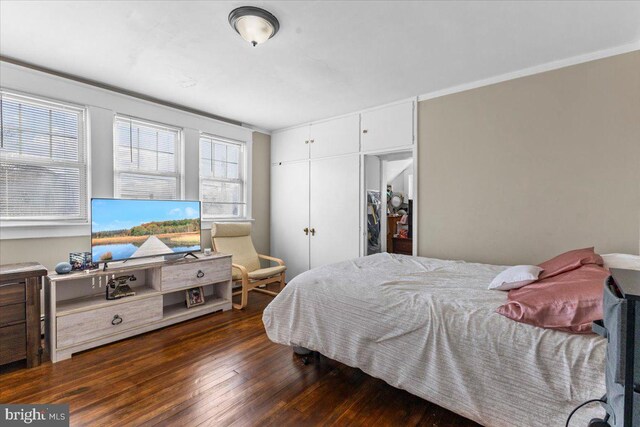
[
  {"left": 271, "top": 114, "right": 360, "bottom": 163},
  {"left": 271, "top": 126, "right": 309, "bottom": 164},
  {"left": 309, "top": 114, "right": 359, "bottom": 159},
  {"left": 361, "top": 101, "right": 414, "bottom": 152}
]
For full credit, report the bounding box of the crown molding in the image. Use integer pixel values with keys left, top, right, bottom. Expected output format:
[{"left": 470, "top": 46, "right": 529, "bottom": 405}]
[
  {"left": 418, "top": 42, "right": 640, "bottom": 102},
  {"left": 0, "top": 55, "right": 251, "bottom": 129}
]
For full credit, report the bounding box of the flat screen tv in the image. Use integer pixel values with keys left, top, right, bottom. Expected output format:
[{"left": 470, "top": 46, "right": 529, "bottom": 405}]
[{"left": 91, "top": 198, "right": 201, "bottom": 264}]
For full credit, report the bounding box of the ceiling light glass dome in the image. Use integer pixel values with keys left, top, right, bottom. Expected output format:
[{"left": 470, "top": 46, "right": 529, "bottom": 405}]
[{"left": 229, "top": 6, "right": 280, "bottom": 47}]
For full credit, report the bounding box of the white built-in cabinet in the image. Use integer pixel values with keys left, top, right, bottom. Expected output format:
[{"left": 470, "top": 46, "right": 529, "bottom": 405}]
[
  {"left": 309, "top": 155, "right": 360, "bottom": 268},
  {"left": 271, "top": 114, "right": 360, "bottom": 163},
  {"left": 271, "top": 125, "right": 310, "bottom": 163},
  {"left": 361, "top": 101, "right": 414, "bottom": 152},
  {"left": 309, "top": 115, "right": 360, "bottom": 158},
  {"left": 271, "top": 100, "right": 415, "bottom": 281},
  {"left": 271, "top": 155, "right": 361, "bottom": 280},
  {"left": 271, "top": 161, "right": 310, "bottom": 279}
]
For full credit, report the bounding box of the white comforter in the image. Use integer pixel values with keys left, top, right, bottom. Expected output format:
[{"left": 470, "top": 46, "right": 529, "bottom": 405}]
[{"left": 263, "top": 253, "right": 606, "bottom": 427}]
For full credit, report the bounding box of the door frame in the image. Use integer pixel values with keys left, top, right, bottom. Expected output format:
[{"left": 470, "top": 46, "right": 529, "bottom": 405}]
[{"left": 360, "top": 145, "right": 418, "bottom": 257}]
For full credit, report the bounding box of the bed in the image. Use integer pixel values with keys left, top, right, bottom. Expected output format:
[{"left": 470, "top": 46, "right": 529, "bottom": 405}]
[{"left": 262, "top": 253, "right": 606, "bottom": 427}]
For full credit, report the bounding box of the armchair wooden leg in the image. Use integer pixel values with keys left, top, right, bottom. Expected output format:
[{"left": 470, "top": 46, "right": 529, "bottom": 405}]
[
  {"left": 233, "top": 278, "right": 250, "bottom": 310},
  {"left": 279, "top": 272, "right": 286, "bottom": 291}
]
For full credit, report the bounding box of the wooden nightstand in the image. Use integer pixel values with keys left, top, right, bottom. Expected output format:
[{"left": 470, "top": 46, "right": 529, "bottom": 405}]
[{"left": 0, "top": 262, "right": 47, "bottom": 368}]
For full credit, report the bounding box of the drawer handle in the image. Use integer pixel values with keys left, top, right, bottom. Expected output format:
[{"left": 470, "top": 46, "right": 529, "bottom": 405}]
[
  {"left": 111, "top": 315, "right": 123, "bottom": 326},
  {"left": 197, "top": 270, "right": 205, "bottom": 278}
]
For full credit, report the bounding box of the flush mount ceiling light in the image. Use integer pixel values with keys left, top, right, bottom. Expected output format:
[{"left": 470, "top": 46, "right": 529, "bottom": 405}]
[{"left": 228, "top": 6, "right": 280, "bottom": 47}]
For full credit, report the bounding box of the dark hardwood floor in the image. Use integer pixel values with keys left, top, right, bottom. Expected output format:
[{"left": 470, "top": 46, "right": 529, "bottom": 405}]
[{"left": 0, "top": 288, "right": 479, "bottom": 426}]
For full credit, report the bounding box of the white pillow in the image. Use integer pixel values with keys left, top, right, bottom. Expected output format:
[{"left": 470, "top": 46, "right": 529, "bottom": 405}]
[
  {"left": 488, "top": 265, "right": 543, "bottom": 291},
  {"left": 602, "top": 253, "right": 640, "bottom": 271}
]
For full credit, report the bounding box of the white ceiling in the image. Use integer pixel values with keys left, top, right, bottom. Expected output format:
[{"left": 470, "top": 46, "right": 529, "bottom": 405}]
[{"left": 1, "top": 1, "right": 639, "bottom": 131}]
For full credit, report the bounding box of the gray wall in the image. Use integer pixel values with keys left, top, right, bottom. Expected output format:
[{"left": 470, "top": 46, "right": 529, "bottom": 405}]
[
  {"left": 418, "top": 51, "right": 640, "bottom": 265},
  {"left": 250, "top": 131, "right": 271, "bottom": 256},
  {"left": 0, "top": 237, "right": 89, "bottom": 271}
]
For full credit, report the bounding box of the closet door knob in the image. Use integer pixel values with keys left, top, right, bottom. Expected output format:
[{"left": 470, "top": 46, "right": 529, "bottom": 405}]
[
  {"left": 303, "top": 227, "right": 309, "bottom": 235},
  {"left": 111, "top": 315, "right": 123, "bottom": 325},
  {"left": 310, "top": 228, "right": 316, "bottom": 236},
  {"left": 305, "top": 140, "right": 309, "bottom": 144},
  {"left": 362, "top": 129, "right": 368, "bottom": 134},
  {"left": 310, "top": 139, "right": 315, "bottom": 143}
]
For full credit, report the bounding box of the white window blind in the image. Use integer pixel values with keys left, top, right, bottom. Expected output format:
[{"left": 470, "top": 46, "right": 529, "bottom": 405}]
[
  {"left": 0, "top": 91, "right": 87, "bottom": 221},
  {"left": 114, "top": 116, "right": 182, "bottom": 200},
  {"left": 199, "top": 135, "right": 246, "bottom": 219}
]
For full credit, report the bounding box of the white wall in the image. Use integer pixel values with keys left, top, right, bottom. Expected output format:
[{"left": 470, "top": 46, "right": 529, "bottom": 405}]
[
  {"left": 389, "top": 172, "right": 405, "bottom": 195},
  {"left": 390, "top": 164, "right": 414, "bottom": 198},
  {"left": 403, "top": 164, "right": 414, "bottom": 199},
  {"left": 0, "top": 61, "right": 254, "bottom": 240},
  {"left": 0, "top": 62, "right": 273, "bottom": 269}
]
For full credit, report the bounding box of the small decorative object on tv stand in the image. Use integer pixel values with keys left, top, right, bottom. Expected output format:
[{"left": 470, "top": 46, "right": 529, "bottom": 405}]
[
  {"left": 55, "top": 262, "right": 72, "bottom": 274},
  {"left": 70, "top": 252, "right": 98, "bottom": 271},
  {"left": 185, "top": 286, "right": 205, "bottom": 308},
  {"left": 45, "top": 253, "right": 232, "bottom": 362},
  {"left": 106, "top": 275, "right": 137, "bottom": 300}
]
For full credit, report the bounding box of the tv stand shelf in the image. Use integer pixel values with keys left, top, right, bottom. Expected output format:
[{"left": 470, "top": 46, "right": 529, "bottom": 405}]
[
  {"left": 45, "top": 253, "right": 232, "bottom": 362},
  {"left": 163, "top": 297, "right": 227, "bottom": 321},
  {"left": 57, "top": 287, "right": 160, "bottom": 316}
]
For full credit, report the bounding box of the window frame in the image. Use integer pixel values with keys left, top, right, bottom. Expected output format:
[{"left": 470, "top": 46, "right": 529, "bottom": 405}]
[
  {"left": 112, "top": 114, "right": 184, "bottom": 200},
  {"left": 198, "top": 133, "right": 248, "bottom": 221},
  {"left": 0, "top": 89, "right": 89, "bottom": 225}
]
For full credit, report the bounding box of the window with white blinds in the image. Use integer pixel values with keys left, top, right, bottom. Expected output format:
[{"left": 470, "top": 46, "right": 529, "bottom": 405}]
[
  {"left": 114, "top": 116, "right": 182, "bottom": 200},
  {"left": 199, "top": 135, "right": 246, "bottom": 219},
  {"left": 0, "top": 91, "right": 87, "bottom": 222}
]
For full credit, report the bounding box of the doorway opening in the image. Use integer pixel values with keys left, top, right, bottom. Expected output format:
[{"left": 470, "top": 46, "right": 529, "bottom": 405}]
[{"left": 364, "top": 151, "right": 415, "bottom": 256}]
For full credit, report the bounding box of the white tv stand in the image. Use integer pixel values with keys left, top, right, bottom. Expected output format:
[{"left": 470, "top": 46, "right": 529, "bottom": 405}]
[{"left": 45, "top": 253, "right": 232, "bottom": 362}]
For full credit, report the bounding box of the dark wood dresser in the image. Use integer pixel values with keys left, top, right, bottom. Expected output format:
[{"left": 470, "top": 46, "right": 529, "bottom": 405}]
[
  {"left": 387, "top": 215, "right": 402, "bottom": 253},
  {"left": 392, "top": 237, "right": 413, "bottom": 255},
  {"left": 0, "top": 262, "right": 47, "bottom": 368}
]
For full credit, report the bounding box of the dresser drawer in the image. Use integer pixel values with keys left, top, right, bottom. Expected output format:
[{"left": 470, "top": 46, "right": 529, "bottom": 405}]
[
  {"left": 0, "top": 303, "right": 25, "bottom": 326},
  {"left": 0, "top": 283, "right": 25, "bottom": 306},
  {"left": 57, "top": 296, "right": 162, "bottom": 349},
  {"left": 0, "top": 324, "right": 26, "bottom": 364},
  {"left": 161, "top": 258, "right": 231, "bottom": 291}
]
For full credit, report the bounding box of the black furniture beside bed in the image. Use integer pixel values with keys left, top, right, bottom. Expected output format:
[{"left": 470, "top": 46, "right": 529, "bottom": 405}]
[{"left": 590, "top": 269, "right": 640, "bottom": 427}]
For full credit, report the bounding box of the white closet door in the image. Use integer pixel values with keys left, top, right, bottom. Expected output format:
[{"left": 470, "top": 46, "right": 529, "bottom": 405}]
[
  {"left": 271, "top": 126, "right": 310, "bottom": 164},
  {"left": 309, "top": 114, "right": 359, "bottom": 159},
  {"left": 309, "top": 155, "right": 360, "bottom": 269},
  {"left": 270, "top": 161, "right": 310, "bottom": 281},
  {"left": 361, "top": 101, "right": 414, "bottom": 152}
]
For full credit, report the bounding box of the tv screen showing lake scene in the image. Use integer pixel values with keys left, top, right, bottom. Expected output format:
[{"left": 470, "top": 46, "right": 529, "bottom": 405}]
[{"left": 91, "top": 199, "right": 201, "bottom": 263}]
